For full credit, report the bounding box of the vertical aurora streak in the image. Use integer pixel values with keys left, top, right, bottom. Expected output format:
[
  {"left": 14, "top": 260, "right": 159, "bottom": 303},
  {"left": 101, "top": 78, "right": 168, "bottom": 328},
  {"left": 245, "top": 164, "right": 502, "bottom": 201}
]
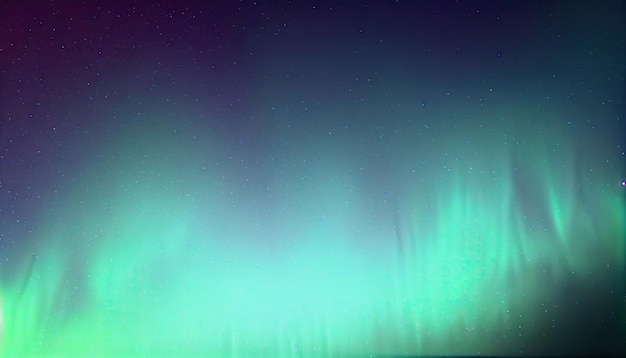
[{"left": 1, "top": 1, "right": 625, "bottom": 356}]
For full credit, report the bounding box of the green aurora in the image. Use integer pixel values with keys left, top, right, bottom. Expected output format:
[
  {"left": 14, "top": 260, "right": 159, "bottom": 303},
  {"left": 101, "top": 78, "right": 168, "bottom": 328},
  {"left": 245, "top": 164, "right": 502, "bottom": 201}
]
[{"left": 1, "top": 117, "right": 624, "bottom": 357}]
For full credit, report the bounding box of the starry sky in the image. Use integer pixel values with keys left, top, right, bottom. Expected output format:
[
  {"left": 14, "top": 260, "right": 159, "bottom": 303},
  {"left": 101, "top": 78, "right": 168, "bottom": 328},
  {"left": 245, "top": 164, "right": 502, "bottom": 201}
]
[{"left": 1, "top": 1, "right": 625, "bottom": 357}]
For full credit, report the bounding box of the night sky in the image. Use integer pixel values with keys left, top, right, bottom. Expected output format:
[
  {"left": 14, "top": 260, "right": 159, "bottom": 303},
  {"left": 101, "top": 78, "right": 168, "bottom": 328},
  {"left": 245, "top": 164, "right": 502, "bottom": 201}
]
[{"left": 1, "top": 1, "right": 625, "bottom": 356}]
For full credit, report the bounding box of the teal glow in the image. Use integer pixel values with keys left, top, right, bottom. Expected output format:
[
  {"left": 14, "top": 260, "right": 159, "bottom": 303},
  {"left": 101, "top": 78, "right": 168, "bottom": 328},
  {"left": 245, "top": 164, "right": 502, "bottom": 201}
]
[{"left": 1, "top": 115, "right": 624, "bottom": 356}]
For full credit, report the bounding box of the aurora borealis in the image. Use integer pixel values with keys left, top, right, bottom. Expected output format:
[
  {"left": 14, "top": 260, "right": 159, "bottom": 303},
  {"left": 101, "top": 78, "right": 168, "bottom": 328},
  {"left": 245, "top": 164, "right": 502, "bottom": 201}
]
[{"left": 1, "top": 1, "right": 625, "bottom": 356}]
